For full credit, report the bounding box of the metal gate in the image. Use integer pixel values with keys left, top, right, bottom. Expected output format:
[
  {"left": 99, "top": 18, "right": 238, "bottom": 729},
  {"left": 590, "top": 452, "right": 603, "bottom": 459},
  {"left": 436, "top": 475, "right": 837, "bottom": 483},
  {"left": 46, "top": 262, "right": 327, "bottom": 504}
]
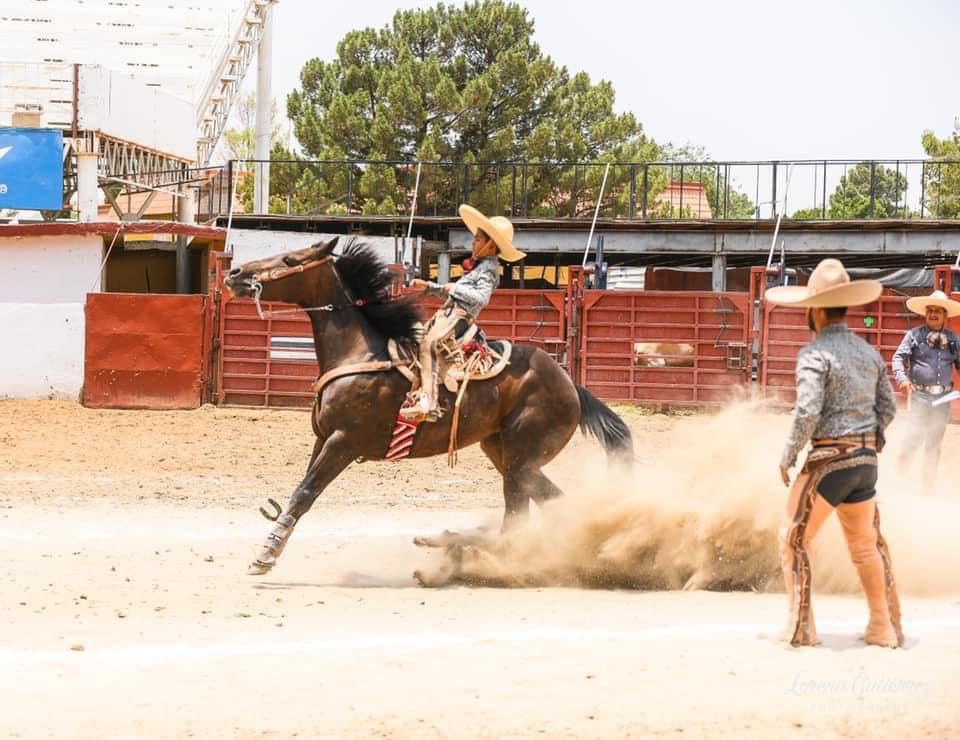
[
  {"left": 934, "top": 265, "right": 960, "bottom": 422},
  {"left": 750, "top": 268, "right": 921, "bottom": 406},
  {"left": 84, "top": 293, "right": 208, "bottom": 409},
  {"left": 217, "top": 297, "right": 316, "bottom": 406},
  {"left": 216, "top": 289, "right": 567, "bottom": 407},
  {"left": 576, "top": 289, "right": 751, "bottom": 405},
  {"left": 210, "top": 261, "right": 959, "bottom": 412}
]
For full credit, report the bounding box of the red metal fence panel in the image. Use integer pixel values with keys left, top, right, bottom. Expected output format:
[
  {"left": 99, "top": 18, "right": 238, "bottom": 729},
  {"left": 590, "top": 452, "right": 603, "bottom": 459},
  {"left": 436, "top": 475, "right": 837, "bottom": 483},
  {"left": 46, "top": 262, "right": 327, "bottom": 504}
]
[
  {"left": 216, "top": 289, "right": 567, "bottom": 407},
  {"left": 750, "top": 267, "right": 920, "bottom": 406},
  {"left": 211, "top": 263, "right": 958, "bottom": 415},
  {"left": 217, "top": 299, "right": 316, "bottom": 407},
  {"left": 577, "top": 290, "right": 751, "bottom": 404},
  {"left": 83, "top": 293, "right": 206, "bottom": 409},
  {"left": 933, "top": 266, "right": 960, "bottom": 421},
  {"left": 478, "top": 290, "right": 567, "bottom": 366},
  {"left": 954, "top": 296, "right": 960, "bottom": 424}
]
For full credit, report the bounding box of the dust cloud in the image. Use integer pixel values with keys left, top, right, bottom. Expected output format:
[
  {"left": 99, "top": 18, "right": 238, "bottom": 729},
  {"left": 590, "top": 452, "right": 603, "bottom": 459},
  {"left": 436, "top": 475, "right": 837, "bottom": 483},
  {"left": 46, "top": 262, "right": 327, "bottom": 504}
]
[{"left": 416, "top": 403, "right": 960, "bottom": 596}]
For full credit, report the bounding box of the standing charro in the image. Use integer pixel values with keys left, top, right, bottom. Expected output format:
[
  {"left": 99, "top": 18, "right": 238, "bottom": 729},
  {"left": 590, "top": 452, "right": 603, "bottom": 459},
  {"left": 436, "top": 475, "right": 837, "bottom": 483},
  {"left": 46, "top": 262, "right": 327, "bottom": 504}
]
[
  {"left": 400, "top": 204, "right": 526, "bottom": 422},
  {"left": 892, "top": 290, "right": 960, "bottom": 488},
  {"left": 768, "top": 258, "right": 903, "bottom": 648}
]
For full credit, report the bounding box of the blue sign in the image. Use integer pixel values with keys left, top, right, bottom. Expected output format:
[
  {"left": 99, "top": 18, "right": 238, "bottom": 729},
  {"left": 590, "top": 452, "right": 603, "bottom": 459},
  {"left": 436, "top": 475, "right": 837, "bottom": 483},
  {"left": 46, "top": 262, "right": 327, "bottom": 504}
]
[{"left": 0, "top": 127, "right": 64, "bottom": 211}]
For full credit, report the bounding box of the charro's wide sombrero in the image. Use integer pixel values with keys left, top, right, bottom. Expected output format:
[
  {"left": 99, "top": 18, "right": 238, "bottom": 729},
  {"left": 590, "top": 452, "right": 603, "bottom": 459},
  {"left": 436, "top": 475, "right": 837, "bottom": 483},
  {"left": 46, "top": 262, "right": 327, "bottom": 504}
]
[
  {"left": 905, "top": 290, "right": 960, "bottom": 318},
  {"left": 458, "top": 204, "right": 526, "bottom": 263},
  {"left": 765, "top": 258, "right": 882, "bottom": 308}
]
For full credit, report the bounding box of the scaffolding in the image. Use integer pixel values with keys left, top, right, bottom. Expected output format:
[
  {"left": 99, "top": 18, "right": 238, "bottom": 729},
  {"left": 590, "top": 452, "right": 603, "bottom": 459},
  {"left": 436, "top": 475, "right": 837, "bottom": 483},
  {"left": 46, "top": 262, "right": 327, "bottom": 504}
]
[{"left": 0, "top": 0, "right": 261, "bottom": 178}]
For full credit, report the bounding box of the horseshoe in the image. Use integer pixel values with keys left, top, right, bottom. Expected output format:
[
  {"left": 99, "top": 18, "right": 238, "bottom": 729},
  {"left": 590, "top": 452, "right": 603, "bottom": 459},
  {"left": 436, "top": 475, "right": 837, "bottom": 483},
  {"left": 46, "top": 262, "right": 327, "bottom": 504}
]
[{"left": 258, "top": 498, "right": 282, "bottom": 522}]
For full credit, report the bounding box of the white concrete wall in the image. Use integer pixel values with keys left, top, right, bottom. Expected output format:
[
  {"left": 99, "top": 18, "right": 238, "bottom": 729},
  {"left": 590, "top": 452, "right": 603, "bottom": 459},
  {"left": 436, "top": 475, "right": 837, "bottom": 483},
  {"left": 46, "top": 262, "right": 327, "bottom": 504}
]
[
  {"left": 0, "top": 302, "right": 84, "bottom": 399},
  {"left": 0, "top": 232, "right": 102, "bottom": 398},
  {"left": 0, "top": 234, "right": 102, "bottom": 302}
]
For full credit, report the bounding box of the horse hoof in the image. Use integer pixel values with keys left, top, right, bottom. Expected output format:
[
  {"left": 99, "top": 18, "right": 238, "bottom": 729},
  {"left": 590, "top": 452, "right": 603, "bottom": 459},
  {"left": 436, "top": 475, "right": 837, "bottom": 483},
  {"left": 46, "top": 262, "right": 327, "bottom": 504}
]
[
  {"left": 247, "top": 560, "right": 273, "bottom": 576},
  {"left": 413, "top": 536, "right": 439, "bottom": 548}
]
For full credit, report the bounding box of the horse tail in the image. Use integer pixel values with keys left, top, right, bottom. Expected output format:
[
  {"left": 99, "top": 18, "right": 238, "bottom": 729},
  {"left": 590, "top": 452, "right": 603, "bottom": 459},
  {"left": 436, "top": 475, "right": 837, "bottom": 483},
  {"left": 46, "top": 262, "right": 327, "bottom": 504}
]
[{"left": 575, "top": 384, "right": 634, "bottom": 465}]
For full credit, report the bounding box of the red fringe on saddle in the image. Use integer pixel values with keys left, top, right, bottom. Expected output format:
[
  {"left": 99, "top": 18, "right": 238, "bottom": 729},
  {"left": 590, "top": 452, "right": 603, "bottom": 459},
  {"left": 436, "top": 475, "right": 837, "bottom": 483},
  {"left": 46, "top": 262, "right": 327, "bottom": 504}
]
[
  {"left": 385, "top": 417, "right": 420, "bottom": 461},
  {"left": 460, "top": 338, "right": 490, "bottom": 359}
]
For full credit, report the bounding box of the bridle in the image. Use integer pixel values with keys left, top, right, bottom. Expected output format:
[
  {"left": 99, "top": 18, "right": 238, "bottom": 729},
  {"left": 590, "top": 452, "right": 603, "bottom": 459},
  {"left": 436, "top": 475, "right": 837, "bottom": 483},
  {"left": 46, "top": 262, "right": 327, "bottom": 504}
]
[
  {"left": 242, "top": 254, "right": 371, "bottom": 320},
  {"left": 251, "top": 255, "right": 333, "bottom": 284}
]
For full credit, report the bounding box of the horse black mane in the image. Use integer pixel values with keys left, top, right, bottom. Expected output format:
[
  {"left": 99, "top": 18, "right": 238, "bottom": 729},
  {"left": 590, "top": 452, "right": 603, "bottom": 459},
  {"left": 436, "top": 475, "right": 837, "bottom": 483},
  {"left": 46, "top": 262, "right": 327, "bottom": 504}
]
[{"left": 334, "top": 239, "right": 424, "bottom": 344}]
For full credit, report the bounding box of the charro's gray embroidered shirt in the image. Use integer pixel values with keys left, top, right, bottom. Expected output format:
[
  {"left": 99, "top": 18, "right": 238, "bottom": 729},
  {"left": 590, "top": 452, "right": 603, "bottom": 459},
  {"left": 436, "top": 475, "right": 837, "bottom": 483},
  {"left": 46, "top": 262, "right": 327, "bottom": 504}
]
[
  {"left": 426, "top": 256, "right": 500, "bottom": 319},
  {"left": 781, "top": 323, "right": 898, "bottom": 469},
  {"left": 891, "top": 326, "right": 960, "bottom": 389}
]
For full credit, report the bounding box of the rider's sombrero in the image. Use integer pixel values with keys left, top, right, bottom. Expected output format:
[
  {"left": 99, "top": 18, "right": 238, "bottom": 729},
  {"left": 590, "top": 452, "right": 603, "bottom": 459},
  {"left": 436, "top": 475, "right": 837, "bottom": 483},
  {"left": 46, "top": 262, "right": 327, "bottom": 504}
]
[
  {"left": 458, "top": 204, "right": 526, "bottom": 263},
  {"left": 905, "top": 290, "right": 960, "bottom": 318},
  {"left": 765, "top": 258, "right": 882, "bottom": 308}
]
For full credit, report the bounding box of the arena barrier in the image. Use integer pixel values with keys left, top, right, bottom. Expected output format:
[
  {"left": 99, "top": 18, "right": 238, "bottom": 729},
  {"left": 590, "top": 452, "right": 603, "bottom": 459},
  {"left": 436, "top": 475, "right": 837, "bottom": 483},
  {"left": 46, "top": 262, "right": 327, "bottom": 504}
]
[
  {"left": 574, "top": 288, "right": 751, "bottom": 405},
  {"left": 208, "top": 261, "right": 960, "bottom": 414},
  {"left": 750, "top": 267, "right": 928, "bottom": 408},
  {"left": 934, "top": 265, "right": 960, "bottom": 422},
  {"left": 83, "top": 293, "right": 209, "bottom": 409},
  {"left": 215, "top": 289, "right": 566, "bottom": 407}
]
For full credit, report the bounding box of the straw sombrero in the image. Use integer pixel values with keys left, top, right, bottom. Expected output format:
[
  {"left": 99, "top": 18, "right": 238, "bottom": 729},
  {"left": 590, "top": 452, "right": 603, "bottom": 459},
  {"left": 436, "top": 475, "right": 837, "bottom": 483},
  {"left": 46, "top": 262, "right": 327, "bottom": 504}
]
[
  {"left": 458, "top": 204, "right": 526, "bottom": 263},
  {"left": 765, "top": 258, "right": 882, "bottom": 308},
  {"left": 905, "top": 290, "right": 960, "bottom": 318}
]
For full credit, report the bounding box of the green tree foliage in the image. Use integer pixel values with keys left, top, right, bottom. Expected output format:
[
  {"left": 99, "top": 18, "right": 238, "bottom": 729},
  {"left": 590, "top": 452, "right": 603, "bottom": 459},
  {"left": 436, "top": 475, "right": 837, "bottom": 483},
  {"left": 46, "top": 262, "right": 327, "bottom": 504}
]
[
  {"left": 221, "top": 93, "right": 285, "bottom": 162},
  {"left": 233, "top": 143, "right": 356, "bottom": 215},
  {"left": 286, "top": 0, "right": 650, "bottom": 216},
  {"left": 789, "top": 207, "right": 825, "bottom": 220},
  {"left": 827, "top": 162, "right": 908, "bottom": 218},
  {"left": 921, "top": 124, "right": 960, "bottom": 218}
]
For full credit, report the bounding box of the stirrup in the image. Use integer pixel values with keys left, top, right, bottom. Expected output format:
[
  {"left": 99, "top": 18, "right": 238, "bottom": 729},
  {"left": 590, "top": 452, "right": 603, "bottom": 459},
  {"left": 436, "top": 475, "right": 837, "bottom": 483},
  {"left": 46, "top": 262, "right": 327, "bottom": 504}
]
[
  {"left": 398, "top": 405, "right": 425, "bottom": 421},
  {"left": 399, "top": 391, "right": 430, "bottom": 420},
  {"left": 421, "top": 408, "right": 443, "bottom": 423},
  {"left": 398, "top": 404, "right": 443, "bottom": 423}
]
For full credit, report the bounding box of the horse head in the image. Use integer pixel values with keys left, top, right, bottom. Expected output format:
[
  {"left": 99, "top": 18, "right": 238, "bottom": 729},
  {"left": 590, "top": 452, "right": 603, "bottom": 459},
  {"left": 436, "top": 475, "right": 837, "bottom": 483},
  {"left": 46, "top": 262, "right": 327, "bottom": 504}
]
[{"left": 224, "top": 237, "right": 340, "bottom": 306}]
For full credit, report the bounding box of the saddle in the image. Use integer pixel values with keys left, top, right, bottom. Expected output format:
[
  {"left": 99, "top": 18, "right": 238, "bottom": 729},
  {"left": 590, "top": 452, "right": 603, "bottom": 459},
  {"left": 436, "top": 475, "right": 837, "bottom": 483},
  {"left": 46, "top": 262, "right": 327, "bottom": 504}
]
[{"left": 388, "top": 325, "right": 512, "bottom": 394}]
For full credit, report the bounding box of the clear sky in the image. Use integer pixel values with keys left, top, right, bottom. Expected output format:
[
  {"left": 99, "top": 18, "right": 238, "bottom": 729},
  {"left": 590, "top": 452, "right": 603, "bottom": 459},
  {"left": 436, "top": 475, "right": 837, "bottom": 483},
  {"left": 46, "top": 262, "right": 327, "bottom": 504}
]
[{"left": 262, "top": 0, "right": 957, "bottom": 161}]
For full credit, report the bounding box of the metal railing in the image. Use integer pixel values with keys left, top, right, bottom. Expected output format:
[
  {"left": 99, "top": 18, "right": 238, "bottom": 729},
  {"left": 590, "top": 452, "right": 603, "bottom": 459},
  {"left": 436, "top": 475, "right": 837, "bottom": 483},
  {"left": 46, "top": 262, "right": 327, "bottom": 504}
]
[{"left": 196, "top": 158, "right": 960, "bottom": 222}]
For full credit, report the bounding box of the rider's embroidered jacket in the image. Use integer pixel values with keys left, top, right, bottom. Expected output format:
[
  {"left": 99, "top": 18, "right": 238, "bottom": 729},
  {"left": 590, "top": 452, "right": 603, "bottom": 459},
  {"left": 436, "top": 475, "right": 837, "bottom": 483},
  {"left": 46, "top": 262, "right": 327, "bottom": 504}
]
[
  {"left": 781, "top": 323, "right": 897, "bottom": 469},
  {"left": 426, "top": 256, "right": 500, "bottom": 320}
]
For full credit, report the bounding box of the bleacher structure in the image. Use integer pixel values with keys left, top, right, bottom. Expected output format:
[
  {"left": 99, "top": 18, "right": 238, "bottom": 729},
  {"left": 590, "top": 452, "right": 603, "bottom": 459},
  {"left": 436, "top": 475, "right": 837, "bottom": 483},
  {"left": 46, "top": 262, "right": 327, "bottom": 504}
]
[{"left": 0, "top": 0, "right": 272, "bottom": 206}]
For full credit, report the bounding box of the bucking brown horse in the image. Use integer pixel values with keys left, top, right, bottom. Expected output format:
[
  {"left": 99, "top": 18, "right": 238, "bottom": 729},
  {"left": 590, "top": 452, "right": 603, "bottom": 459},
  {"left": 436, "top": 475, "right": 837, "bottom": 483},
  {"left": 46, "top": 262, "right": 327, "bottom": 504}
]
[{"left": 224, "top": 237, "right": 633, "bottom": 575}]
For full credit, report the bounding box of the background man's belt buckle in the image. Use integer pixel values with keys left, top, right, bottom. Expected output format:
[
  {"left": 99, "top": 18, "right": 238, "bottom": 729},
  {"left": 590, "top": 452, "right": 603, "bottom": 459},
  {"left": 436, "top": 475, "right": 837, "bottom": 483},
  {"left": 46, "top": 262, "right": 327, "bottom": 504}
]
[{"left": 917, "top": 384, "right": 950, "bottom": 395}]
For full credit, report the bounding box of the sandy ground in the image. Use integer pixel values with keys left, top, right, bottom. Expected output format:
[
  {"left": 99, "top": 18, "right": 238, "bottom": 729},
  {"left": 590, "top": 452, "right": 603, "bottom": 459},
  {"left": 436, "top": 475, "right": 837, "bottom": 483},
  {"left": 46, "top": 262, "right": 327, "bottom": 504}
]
[{"left": 1, "top": 400, "right": 958, "bottom": 739}]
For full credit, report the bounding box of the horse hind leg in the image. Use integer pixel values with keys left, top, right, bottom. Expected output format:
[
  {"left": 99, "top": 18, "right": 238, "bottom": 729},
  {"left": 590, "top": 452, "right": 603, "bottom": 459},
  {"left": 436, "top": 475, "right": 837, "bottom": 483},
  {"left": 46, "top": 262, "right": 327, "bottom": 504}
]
[
  {"left": 479, "top": 433, "right": 529, "bottom": 526},
  {"left": 497, "top": 409, "right": 576, "bottom": 530},
  {"left": 527, "top": 469, "right": 564, "bottom": 506},
  {"left": 480, "top": 434, "right": 563, "bottom": 514},
  {"left": 499, "top": 467, "right": 566, "bottom": 532}
]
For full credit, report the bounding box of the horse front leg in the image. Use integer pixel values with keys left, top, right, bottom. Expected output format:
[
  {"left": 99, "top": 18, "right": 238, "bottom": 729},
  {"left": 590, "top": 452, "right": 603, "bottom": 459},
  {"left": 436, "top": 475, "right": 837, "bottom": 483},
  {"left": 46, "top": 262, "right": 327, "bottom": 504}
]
[{"left": 248, "top": 431, "right": 354, "bottom": 575}]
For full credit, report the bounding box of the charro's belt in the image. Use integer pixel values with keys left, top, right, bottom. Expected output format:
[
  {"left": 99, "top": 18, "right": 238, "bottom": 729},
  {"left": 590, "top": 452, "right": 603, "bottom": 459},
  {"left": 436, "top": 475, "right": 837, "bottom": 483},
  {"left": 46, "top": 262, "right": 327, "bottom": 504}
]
[
  {"left": 812, "top": 433, "right": 877, "bottom": 451},
  {"left": 914, "top": 384, "right": 952, "bottom": 395}
]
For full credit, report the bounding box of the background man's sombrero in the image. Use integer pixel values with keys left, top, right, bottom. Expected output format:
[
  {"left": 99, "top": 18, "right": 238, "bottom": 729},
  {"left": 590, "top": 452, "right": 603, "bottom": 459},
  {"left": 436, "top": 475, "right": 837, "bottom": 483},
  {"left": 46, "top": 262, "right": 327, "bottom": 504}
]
[
  {"left": 458, "top": 204, "right": 526, "bottom": 263},
  {"left": 905, "top": 290, "right": 960, "bottom": 318},
  {"left": 765, "top": 258, "right": 882, "bottom": 308}
]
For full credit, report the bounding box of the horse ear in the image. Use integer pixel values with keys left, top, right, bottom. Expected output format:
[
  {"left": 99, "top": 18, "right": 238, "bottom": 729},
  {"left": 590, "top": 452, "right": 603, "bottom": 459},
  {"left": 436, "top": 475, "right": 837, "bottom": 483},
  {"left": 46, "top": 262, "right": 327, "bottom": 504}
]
[{"left": 315, "top": 236, "right": 339, "bottom": 255}]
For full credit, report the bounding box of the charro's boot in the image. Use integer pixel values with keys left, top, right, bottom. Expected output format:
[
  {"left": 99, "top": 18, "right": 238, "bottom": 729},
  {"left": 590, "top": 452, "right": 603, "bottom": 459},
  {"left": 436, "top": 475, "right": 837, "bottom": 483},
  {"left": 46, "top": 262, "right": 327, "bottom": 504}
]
[
  {"left": 779, "top": 475, "right": 834, "bottom": 646},
  {"left": 836, "top": 499, "right": 901, "bottom": 648},
  {"left": 418, "top": 339, "right": 442, "bottom": 422},
  {"left": 399, "top": 340, "right": 435, "bottom": 421}
]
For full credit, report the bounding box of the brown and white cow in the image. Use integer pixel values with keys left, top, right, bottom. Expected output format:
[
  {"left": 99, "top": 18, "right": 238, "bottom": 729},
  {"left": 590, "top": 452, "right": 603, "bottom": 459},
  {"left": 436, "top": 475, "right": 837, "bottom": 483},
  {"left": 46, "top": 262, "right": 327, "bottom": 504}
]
[{"left": 633, "top": 342, "right": 695, "bottom": 368}]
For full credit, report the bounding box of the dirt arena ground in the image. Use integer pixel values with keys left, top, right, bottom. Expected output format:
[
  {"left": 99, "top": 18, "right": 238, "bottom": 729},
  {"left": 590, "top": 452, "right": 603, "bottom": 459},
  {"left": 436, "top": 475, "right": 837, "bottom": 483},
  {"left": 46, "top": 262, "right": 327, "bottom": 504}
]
[{"left": 1, "top": 399, "right": 958, "bottom": 738}]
